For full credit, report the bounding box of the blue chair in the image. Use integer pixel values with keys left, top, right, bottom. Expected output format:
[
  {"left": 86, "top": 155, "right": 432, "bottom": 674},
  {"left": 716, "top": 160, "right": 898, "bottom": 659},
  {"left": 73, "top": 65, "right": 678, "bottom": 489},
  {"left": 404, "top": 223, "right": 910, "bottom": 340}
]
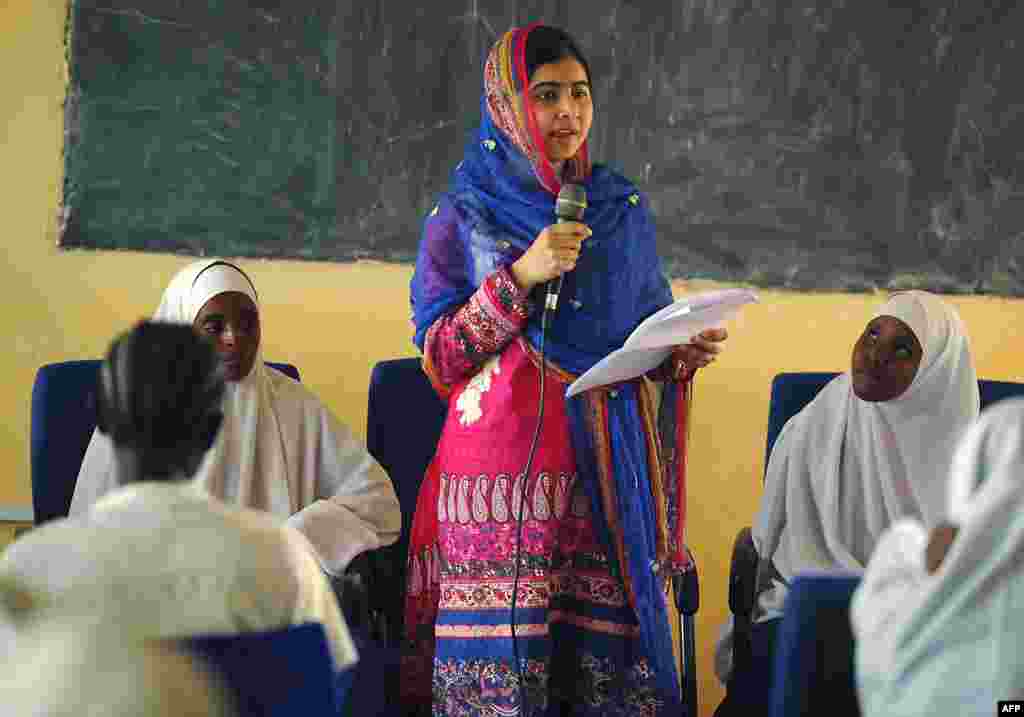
[
  {"left": 365, "top": 357, "right": 447, "bottom": 649},
  {"left": 339, "top": 628, "right": 403, "bottom": 717},
  {"left": 183, "top": 622, "right": 341, "bottom": 717},
  {"left": 768, "top": 574, "right": 861, "bottom": 717},
  {"left": 363, "top": 357, "right": 445, "bottom": 717},
  {"left": 764, "top": 373, "right": 1024, "bottom": 467},
  {"left": 30, "top": 359, "right": 300, "bottom": 525}
]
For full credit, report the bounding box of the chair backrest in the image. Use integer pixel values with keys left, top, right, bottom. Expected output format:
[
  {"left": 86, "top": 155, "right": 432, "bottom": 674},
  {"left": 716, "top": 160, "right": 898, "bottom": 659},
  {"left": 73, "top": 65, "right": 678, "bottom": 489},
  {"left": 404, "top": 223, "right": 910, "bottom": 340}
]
[
  {"left": 765, "top": 372, "right": 1024, "bottom": 474},
  {"left": 365, "top": 357, "right": 446, "bottom": 647},
  {"left": 30, "top": 360, "right": 300, "bottom": 525},
  {"left": 183, "top": 622, "right": 340, "bottom": 717},
  {"left": 338, "top": 630, "right": 403, "bottom": 717},
  {"left": 768, "top": 573, "right": 861, "bottom": 717}
]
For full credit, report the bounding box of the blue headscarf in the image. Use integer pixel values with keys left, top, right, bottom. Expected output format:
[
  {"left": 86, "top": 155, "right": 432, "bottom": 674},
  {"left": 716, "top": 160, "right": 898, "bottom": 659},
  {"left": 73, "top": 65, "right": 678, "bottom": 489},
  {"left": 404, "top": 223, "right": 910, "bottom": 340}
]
[{"left": 410, "top": 96, "right": 672, "bottom": 373}]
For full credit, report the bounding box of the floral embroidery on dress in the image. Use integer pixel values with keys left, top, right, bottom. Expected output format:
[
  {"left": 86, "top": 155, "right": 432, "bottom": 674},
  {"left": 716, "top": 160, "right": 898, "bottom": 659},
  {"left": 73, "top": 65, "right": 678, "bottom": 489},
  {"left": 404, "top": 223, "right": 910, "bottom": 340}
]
[
  {"left": 492, "top": 474, "right": 511, "bottom": 522},
  {"left": 491, "top": 267, "right": 533, "bottom": 320},
  {"left": 424, "top": 268, "right": 531, "bottom": 389},
  {"left": 471, "top": 475, "right": 490, "bottom": 523},
  {"left": 433, "top": 652, "right": 664, "bottom": 717},
  {"left": 439, "top": 472, "right": 574, "bottom": 526},
  {"left": 455, "top": 354, "right": 502, "bottom": 426},
  {"left": 434, "top": 657, "right": 548, "bottom": 717}
]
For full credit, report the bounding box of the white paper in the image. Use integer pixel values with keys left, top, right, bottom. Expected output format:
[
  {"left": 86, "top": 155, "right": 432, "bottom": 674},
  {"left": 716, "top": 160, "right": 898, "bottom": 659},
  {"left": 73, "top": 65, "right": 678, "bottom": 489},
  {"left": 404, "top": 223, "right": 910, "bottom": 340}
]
[
  {"left": 567, "top": 347, "right": 672, "bottom": 398},
  {"left": 566, "top": 288, "right": 758, "bottom": 398}
]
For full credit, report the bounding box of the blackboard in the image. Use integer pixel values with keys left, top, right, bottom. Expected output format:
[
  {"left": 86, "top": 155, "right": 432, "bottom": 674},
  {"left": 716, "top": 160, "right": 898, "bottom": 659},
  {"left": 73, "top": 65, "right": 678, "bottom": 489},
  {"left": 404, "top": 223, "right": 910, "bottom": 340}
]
[{"left": 62, "top": 1, "right": 1024, "bottom": 295}]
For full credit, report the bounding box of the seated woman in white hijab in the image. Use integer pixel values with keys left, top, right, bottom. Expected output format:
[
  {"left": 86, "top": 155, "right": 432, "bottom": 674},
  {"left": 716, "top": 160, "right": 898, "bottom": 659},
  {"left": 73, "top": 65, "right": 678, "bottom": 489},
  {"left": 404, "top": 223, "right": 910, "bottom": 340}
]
[
  {"left": 70, "top": 259, "right": 401, "bottom": 577},
  {"left": 852, "top": 398, "right": 1024, "bottom": 716},
  {"left": 2, "top": 321, "right": 357, "bottom": 670},
  {"left": 713, "top": 290, "right": 979, "bottom": 717}
]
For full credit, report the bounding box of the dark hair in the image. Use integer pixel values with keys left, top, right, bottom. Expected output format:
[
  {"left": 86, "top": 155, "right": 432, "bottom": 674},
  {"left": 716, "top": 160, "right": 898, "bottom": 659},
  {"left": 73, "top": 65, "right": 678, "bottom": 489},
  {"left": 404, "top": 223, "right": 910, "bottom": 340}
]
[
  {"left": 524, "top": 25, "right": 592, "bottom": 85},
  {"left": 96, "top": 321, "right": 225, "bottom": 480}
]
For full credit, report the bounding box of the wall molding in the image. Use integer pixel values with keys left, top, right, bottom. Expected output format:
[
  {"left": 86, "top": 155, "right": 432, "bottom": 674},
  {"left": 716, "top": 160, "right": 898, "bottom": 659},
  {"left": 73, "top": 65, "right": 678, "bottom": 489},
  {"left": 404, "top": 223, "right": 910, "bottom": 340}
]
[{"left": 0, "top": 505, "right": 33, "bottom": 523}]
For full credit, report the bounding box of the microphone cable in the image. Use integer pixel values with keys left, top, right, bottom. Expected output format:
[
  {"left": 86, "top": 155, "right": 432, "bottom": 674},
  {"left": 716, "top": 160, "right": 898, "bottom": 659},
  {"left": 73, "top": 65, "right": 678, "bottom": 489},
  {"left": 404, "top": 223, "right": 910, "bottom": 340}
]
[
  {"left": 509, "top": 183, "right": 584, "bottom": 712},
  {"left": 510, "top": 282, "right": 556, "bottom": 713}
]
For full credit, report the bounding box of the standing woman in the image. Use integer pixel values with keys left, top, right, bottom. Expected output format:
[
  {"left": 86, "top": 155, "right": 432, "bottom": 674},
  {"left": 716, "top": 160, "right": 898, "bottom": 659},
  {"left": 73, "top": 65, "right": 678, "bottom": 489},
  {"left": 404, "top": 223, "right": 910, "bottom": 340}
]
[{"left": 405, "top": 23, "right": 725, "bottom": 716}]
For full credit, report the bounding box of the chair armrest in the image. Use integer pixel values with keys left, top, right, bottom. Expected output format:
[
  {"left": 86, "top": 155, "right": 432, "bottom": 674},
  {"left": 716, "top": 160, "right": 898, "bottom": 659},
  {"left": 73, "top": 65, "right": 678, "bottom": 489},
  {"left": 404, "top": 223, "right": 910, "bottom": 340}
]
[
  {"left": 728, "top": 527, "right": 759, "bottom": 619},
  {"left": 336, "top": 551, "right": 388, "bottom": 644},
  {"left": 364, "top": 542, "right": 406, "bottom": 649},
  {"left": 727, "top": 527, "right": 761, "bottom": 682}
]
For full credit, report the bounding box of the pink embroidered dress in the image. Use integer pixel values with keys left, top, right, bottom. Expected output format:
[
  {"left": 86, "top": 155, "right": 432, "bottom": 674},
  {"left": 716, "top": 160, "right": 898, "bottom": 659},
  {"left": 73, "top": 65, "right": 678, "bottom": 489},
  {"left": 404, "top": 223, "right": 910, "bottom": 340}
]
[{"left": 404, "top": 24, "right": 695, "bottom": 717}]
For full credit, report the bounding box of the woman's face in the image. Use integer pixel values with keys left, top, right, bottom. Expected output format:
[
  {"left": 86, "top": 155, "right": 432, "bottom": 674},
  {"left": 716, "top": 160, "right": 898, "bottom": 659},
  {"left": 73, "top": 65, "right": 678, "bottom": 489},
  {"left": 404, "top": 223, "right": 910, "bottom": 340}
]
[
  {"left": 192, "top": 291, "right": 260, "bottom": 382},
  {"left": 527, "top": 57, "right": 593, "bottom": 165},
  {"left": 851, "top": 315, "right": 923, "bottom": 402}
]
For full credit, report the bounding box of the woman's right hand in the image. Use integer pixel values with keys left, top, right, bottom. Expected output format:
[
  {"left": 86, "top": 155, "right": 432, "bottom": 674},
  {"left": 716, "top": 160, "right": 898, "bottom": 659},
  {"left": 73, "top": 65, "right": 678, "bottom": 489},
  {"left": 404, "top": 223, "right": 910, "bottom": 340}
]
[
  {"left": 924, "top": 521, "right": 959, "bottom": 574},
  {"left": 510, "top": 222, "right": 592, "bottom": 292}
]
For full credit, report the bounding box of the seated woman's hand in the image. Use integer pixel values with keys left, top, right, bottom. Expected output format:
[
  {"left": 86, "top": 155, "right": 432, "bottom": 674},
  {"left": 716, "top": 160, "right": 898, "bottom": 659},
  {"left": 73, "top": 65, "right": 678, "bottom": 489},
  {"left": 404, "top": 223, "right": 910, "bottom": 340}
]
[
  {"left": 672, "top": 327, "right": 728, "bottom": 373},
  {"left": 925, "top": 522, "right": 958, "bottom": 574}
]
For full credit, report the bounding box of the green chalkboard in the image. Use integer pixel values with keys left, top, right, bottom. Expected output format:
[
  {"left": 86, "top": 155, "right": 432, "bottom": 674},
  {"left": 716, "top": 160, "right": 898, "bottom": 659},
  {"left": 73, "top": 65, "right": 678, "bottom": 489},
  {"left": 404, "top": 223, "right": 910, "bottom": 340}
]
[
  {"left": 62, "top": 1, "right": 1024, "bottom": 295},
  {"left": 62, "top": 0, "right": 338, "bottom": 259}
]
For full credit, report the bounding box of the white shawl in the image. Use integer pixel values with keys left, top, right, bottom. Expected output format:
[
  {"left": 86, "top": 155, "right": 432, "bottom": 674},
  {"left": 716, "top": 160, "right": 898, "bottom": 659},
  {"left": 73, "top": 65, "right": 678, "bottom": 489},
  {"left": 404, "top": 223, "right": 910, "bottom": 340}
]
[
  {"left": 69, "top": 260, "right": 400, "bottom": 575},
  {"left": 752, "top": 290, "right": 978, "bottom": 618},
  {"left": 852, "top": 398, "right": 1024, "bottom": 716},
  {"left": 1, "top": 619, "right": 237, "bottom": 716}
]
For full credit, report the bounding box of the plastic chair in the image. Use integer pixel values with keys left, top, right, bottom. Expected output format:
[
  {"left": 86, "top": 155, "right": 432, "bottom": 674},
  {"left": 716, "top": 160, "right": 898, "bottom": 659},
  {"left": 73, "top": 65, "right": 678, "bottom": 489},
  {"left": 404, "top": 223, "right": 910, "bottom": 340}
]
[
  {"left": 183, "top": 622, "right": 340, "bottom": 717},
  {"left": 29, "top": 359, "right": 300, "bottom": 525},
  {"left": 768, "top": 573, "right": 861, "bottom": 717},
  {"left": 365, "top": 357, "right": 446, "bottom": 648}
]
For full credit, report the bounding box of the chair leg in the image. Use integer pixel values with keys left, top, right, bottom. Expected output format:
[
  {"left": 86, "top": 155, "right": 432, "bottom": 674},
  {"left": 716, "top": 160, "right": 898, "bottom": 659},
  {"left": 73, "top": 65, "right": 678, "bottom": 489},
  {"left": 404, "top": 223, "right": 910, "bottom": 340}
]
[
  {"left": 682, "top": 612, "right": 697, "bottom": 717},
  {"left": 673, "top": 547, "right": 700, "bottom": 717}
]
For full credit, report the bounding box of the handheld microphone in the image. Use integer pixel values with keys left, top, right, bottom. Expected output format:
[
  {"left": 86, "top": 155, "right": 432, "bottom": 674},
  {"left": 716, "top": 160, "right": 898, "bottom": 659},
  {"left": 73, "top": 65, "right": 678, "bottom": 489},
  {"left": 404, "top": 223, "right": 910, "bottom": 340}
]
[{"left": 545, "top": 183, "right": 588, "bottom": 313}]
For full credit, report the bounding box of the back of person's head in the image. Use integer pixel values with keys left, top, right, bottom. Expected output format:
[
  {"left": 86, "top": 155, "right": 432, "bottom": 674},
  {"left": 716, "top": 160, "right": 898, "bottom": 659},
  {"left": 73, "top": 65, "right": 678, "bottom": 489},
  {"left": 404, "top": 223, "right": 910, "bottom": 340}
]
[{"left": 96, "top": 321, "right": 225, "bottom": 482}]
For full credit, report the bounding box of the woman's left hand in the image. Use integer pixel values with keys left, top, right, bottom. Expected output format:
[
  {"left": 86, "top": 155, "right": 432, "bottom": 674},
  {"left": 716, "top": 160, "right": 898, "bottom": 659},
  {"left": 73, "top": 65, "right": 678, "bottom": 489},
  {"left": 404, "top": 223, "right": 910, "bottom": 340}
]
[{"left": 672, "top": 327, "right": 728, "bottom": 373}]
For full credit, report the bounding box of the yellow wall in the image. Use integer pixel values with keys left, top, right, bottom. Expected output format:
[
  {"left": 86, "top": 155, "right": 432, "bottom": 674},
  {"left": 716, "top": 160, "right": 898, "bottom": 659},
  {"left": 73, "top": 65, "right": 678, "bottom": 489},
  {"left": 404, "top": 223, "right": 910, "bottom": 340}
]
[{"left": 2, "top": 2, "right": 1021, "bottom": 714}]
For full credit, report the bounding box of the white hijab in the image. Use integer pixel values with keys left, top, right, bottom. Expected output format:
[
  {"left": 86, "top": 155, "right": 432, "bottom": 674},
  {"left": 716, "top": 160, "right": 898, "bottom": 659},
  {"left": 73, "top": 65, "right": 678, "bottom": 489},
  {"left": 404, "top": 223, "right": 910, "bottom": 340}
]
[
  {"left": 70, "top": 260, "right": 400, "bottom": 575},
  {"left": 752, "top": 290, "right": 979, "bottom": 618},
  {"left": 852, "top": 398, "right": 1024, "bottom": 715}
]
